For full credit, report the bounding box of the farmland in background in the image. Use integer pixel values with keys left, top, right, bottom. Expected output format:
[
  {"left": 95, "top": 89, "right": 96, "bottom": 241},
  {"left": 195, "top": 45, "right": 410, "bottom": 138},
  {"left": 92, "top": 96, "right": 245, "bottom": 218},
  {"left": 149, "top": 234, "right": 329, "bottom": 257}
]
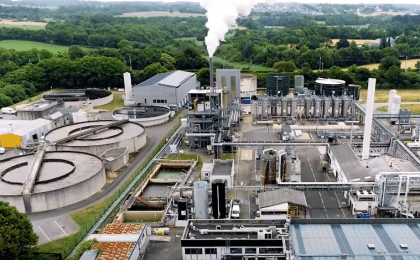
[
  {"left": 0, "top": 40, "right": 70, "bottom": 53},
  {"left": 116, "top": 11, "right": 205, "bottom": 17},
  {"left": 360, "top": 89, "right": 420, "bottom": 103},
  {"left": 377, "top": 104, "right": 420, "bottom": 114}
]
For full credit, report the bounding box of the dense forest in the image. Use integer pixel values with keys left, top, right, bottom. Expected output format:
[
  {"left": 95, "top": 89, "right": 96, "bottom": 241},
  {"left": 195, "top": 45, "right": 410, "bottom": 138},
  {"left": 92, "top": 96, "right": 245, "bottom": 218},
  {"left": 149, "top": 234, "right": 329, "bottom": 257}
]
[{"left": 1, "top": 2, "right": 420, "bottom": 107}]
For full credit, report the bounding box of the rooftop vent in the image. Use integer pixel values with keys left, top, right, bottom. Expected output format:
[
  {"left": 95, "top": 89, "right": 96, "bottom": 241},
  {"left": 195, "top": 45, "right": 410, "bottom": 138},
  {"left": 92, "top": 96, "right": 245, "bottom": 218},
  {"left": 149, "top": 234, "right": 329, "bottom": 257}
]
[
  {"left": 400, "top": 244, "right": 408, "bottom": 249},
  {"left": 367, "top": 244, "right": 375, "bottom": 249}
]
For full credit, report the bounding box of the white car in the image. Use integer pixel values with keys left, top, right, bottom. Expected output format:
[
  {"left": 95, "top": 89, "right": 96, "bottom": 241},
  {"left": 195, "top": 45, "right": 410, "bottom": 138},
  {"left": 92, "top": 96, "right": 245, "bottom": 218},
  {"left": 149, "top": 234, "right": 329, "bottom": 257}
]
[
  {"left": 231, "top": 204, "right": 240, "bottom": 219},
  {"left": 0, "top": 147, "right": 5, "bottom": 154}
]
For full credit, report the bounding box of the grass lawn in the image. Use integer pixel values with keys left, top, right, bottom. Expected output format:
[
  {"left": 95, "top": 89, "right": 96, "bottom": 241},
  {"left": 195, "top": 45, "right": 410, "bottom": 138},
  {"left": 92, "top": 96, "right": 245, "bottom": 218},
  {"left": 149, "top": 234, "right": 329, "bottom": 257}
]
[
  {"left": 0, "top": 40, "right": 70, "bottom": 53},
  {"left": 360, "top": 89, "right": 420, "bottom": 103},
  {"left": 377, "top": 104, "right": 420, "bottom": 114},
  {"left": 208, "top": 56, "right": 274, "bottom": 72},
  {"left": 221, "top": 153, "right": 236, "bottom": 161},
  {"left": 0, "top": 24, "right": 45, "bottom": 30},
  {"left": 94, "top": 92, "right": 124, "bottom": 112}
]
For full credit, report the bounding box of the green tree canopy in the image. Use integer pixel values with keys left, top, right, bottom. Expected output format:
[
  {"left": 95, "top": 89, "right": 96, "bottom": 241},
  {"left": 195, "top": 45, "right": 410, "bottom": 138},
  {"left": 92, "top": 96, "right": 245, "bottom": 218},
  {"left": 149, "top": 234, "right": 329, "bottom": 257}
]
[
  {"left": 273, "top": 60, "right": 297, "bottom": 73},
  {"left": 379, "top": 56, "right": 401, "bottom": 70}
]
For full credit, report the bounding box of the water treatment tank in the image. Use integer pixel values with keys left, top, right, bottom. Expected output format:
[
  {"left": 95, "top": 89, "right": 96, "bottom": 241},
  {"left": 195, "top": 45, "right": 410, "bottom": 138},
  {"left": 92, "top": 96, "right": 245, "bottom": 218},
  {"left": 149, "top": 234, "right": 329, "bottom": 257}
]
[
  {"left": 323, "top": 98, "right": 331, "bottom": 118},
  {"left": 194, "top": 181, "right": 208, "bottom": 219},
  {"left": 262, "top": 100, "right": 268, "bottom": 118},
  {"left": 347, "top": 84, "right": 360, "bottom": 100},
  {"left": 294, "top": 75, "right": 304, "bottom": 94},
  {"left": 267, "top": 74, "right": 290, "bottom": 96},
  {"left": 271, "top": 103, "right": 277, "bottom": 116},
  {"left": 305, "top": 98, "right": 312, "bottom": 118},
  {"left": 314, "top": 98, "right": 321, "bottom": 118},
  {"left": 281, "top": 98, "right": 288, "bottom": 116},
  {"left": 290, "top": 99, "right": 297, "bottom": 117},
  {"left": 333, "top": 98, "right": 340, "bottom": 118},
  {"left": 342, "top": 97, "right": 350, "bottom": 118},
  {"left": 315, "top": 78, "right": 346, "bottom": 96}
]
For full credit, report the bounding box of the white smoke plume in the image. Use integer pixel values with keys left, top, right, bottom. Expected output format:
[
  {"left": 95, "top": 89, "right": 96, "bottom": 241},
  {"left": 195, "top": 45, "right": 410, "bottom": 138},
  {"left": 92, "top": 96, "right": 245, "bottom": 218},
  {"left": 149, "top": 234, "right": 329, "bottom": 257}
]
[{"left": 200, "top": 0, "right": 266, "bottom": 57}]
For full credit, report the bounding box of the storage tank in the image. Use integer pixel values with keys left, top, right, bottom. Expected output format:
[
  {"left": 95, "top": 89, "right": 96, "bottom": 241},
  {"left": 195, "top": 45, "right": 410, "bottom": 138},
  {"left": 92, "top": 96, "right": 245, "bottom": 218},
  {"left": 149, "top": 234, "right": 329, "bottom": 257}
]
[
  {"left": 323, "top": 98, "right": 331, "bottom": 117},
  {"left": 342, "top": 97, "right": 350, "bottom": 118},
  {"left": 262, "top": 100, "right": 268, "bottom": 118},
  {"left": 294, "top": 75, "right": 304, "bottom": 94},
  {"left": 178, "top": 198, "right": 189, "bottom": 220},
  {"left": 271, "top": 102, "right": 277, "bottom": 116},
  {"left": 281, "top": 98, "right": 288, "bottom": 116},
  {"left": 290, "top": 99, "right": 297, "bottom": 117},
  {"left": 193, "top": 181, "right": 208, "bottom": 219},
  {"left": 333, "top": 98, "right": 340, "bottom": 118},
  {"left": 314, "top": 98, "right": 321, "bottom": 118},
  {"left": 267, "top": 74, "right": 290, "bottom": 96},
  {"left": 305, "top": 98, "right": 312, "bottom": 118},
  {"left": 315, "top": 78, "right": 346, "bottom": 96},
  {"left": 347, "top": 84, "right": 361, "bottom": 100}
]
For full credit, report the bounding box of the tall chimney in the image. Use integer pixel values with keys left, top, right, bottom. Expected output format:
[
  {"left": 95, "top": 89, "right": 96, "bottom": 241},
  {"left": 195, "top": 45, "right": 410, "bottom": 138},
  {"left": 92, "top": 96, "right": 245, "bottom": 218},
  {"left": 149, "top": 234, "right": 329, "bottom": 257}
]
[
  {"left": 362, "top": 78, "right": 376, "bottom": 160},
  {"left": 123, "top": 72, "right": 135, "bottom": 106},
  {"left": 209, "top": 57, "right": 214, "bottom": 92}
]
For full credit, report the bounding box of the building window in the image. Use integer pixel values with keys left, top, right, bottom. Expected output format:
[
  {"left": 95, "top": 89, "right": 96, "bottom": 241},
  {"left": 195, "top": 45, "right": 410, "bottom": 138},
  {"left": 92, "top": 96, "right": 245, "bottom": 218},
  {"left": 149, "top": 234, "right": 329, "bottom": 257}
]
[
  {"left": 259, "top": 248, "right": 282, "bottom": 254},
  {"left": 153, "top": 99, "right": 156, "bottom": 103},
  {"left": 205, "top": 248, "right": 217, "bottom": 255},
  {"left": 245, "top": 248, "right": 256, "bottom": 254},
  {"left": 230, "top": 248, "right": 242, "bottom": 254},
  {"left": 185, "top": 248, "right": 203, "bottom": 255}
]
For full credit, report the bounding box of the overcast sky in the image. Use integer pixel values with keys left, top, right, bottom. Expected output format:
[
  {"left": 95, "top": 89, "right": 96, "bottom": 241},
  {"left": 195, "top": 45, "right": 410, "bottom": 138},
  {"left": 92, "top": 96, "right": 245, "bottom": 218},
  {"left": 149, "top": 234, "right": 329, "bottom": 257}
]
[{"left": 95, "top": 0, "right": 419, "bottom": 4}]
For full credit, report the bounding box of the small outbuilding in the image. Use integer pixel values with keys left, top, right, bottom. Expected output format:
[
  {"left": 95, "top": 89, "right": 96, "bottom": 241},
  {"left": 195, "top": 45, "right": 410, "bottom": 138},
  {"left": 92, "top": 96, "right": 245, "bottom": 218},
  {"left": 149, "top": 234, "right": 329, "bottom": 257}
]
[{"left": 257, "top": 188, "right": 307, "bottom": 219}]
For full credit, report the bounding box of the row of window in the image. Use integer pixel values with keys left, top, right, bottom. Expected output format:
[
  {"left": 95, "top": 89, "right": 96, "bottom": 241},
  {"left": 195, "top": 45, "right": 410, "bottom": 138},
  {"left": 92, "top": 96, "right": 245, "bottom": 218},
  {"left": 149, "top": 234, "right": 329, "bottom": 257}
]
[
  {"left": 184, "top": 247, "right": 283, "bottom": 255},
  {"left": 153, "top": 99, "right": 168, "bottom": 104}
]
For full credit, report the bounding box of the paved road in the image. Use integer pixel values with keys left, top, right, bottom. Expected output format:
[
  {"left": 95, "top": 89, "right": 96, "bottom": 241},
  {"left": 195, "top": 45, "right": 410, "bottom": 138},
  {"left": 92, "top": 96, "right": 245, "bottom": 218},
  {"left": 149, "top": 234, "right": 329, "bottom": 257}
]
[
  {"left": 29, "top": 111, "right": 185, "bottom": 244},
  {"left": 297, "top": 146, "right": 351, "bottom": 219}
]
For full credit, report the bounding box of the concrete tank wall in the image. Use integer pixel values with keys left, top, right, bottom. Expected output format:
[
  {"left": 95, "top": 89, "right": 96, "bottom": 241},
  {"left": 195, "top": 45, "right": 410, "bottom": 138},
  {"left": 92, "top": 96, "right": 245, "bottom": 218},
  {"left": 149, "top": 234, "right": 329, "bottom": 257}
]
[
  {"left": 64, "top": 92, "right": 113, "bottom": 109},
  {"left": 113, "top": 111, "right": 171, "bottom": 127},
  {"left": 100, "top": 147, "right": 129, "bottom": 172}
]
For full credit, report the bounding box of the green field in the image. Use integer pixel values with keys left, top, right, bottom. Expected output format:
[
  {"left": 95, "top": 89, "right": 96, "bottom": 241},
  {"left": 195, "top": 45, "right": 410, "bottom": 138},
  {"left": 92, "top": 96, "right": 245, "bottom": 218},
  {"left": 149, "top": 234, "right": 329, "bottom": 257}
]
[
  {"left": 0, "top": 24, "right": 44, "bottom": 30},
  {"left": 0, "top": 40, "right": 70, "bottom": 53},
  {"left": 208, "top": 56, "right": 274, "bottom": 72}
]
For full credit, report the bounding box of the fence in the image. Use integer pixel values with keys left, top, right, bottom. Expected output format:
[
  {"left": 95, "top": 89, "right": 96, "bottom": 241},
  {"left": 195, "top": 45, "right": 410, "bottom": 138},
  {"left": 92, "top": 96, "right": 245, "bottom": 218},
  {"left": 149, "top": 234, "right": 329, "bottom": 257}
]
[{"left": 61, "top": 122, "right": 181, "bottom": 259}]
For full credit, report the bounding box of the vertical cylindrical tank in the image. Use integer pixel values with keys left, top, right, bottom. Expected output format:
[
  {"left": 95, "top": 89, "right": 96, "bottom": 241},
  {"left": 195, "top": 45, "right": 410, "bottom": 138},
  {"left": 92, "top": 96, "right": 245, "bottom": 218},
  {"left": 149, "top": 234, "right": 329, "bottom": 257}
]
[
  {"left": 194, "top": 181, "right": 208, "bottom": 219},
  {"left": 305, "top": 98, "right": 312, "bottom": 118},
  {"left": 178, "top": 198, "right": 189, "bottom": 220},
  {"left": 342, "top": 97, "right": 350, "bottom": 118},
  {"left": 314, "top": 98, "right": 321, "bottom": 118},
  {"left": 271, "top": 102, "right": 277, "bottom": 116},
  {"left": 290, "top": 99, "right": 297, "bottom": 117},
  {"left": 124, "top": 72, "right": 133, "bottom": 99},
  {"left": 323, "top": 98, "right": 331, "bottom": 118},
  {"left": 282, "top": 98, "right": 288, "bottom": 116},
  {"left": 262, "top": 100, "right": 268, "bottom": 118},
  {"left": 333, "top": 98, "right": 340, "bottom": 118},
  {"left": 294, "top": 75, "right": 304, "bottom": 94}
]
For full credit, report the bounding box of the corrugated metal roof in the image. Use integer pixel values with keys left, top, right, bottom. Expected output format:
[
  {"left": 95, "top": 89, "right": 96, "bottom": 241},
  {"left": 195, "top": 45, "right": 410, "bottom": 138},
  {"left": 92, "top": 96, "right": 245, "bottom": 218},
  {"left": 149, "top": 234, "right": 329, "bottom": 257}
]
[
  {"left": 158, "top": 71, "right": 194, "bottom": 87},
  {"left": 0, "top": 119, "right": 52, "bottom": 136},
  {"left": 138, "top": 72, "right": 174, "bottom": 87},
  {"left": 330, "top": 144, "right": 371, "bottom": 181},
  {"left": 259, "top": 188, "right": 307, "bottom": 208},
  {"left": 291, "top": 223, "right": 420, "bottom": 260}
]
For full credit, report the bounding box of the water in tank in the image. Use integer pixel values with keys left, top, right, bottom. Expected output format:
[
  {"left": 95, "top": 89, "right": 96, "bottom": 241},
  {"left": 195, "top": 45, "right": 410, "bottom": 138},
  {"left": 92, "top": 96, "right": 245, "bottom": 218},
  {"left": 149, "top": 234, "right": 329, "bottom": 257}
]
[
  {"left": 262, "top": 100, "right": 268, "bottom": 118},
  {"left": 194, "top": 181, "right": 208, "bottom": 219},
  {"left": 333, "top": 98, "right": 340, "bottom": 118},
  {"left": 305, "top": 98, "right": 312, "bottom": 117},
  {"left": 212, "top": 182, "right": 226, "bottom": 219},
  {"left": 294, "top": 75, "right": 304, "bottom": 94},
  {"left": 323, "top": 98, "right": 331, "bottom": 117},
  {"left": 314, "top": 98, "right": 321, "bottom": 118},
  {"left": 281, "top": 98, "right": 288, "bottom": 116},
  {"left": 342, "top": 97, "right": 350, "bottom": 118},
  {"left": 291, "top": 99, "right": 297, "bottom": 117}
]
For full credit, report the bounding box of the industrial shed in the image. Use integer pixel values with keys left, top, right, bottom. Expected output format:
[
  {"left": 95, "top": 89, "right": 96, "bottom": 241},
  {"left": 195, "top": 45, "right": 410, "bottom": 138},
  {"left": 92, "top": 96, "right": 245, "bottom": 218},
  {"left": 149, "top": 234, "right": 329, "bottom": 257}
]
[
  {"left": 132, "top": 71, "right": 199, "bottom": 109},
  {"left": 257, "top": 188, "right": 307, "bottom": 219}
]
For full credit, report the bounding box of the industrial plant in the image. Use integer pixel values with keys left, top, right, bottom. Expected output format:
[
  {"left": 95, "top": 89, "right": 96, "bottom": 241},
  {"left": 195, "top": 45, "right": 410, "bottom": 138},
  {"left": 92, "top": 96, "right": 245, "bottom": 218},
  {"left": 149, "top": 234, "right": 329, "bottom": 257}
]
[{"left": 2, "top": 56, "right": 420, "bottom": 260}]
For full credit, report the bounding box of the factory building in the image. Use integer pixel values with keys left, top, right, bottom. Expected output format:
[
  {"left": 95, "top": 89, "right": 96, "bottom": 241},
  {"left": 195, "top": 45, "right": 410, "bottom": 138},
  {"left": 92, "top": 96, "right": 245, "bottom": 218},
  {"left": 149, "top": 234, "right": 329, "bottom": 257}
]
[
  {"left": 0, "top": 119, "right": 55, "bottom": 146},
  {"left": 181, "top": 219, "right": 291, "bottom": 260},
  {"left": 130, "top": 71, "right": 200, "bottom": 109},
  {"left": 16, "top": 100, "right": 63, "bottom": 120},
  {"left": 257, "top": 188, "right": 307, "bottom": 219},
  {"left": 201, "top": 159, "right": 235, "bottom": 188}
]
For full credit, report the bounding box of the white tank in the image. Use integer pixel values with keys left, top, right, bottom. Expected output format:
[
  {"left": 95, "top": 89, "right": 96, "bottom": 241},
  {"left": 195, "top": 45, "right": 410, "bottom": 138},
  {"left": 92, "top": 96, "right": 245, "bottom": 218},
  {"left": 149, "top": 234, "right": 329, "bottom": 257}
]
[
  {"left": 282, "top": 98, "right": 288, "bottom": 116},
  {"left": 305, "top": 98, "right": 312, "bottom": 117},
  {"left": 314, "top": 98, "right": 321, "bottom": 118},
  {"left": 291, "top": 99, "right": 297, "bottom": 117},
  {"left": 333, "top": 98, "right": 340, "bottom": 118},
  {"left": 342, "top": 97, "right": 349, "bottom": 118},
  {"left": 194, "top": 181, "right": 208, "bottom": 219},
  {"left": 123, "top": 72, "right": 135, "bottom": 106},
  {"left": 262, "top": 100, "right": 268, "bottom": 118},
  {"left": 323, "top": 98, "right": 331, "bottom": 118}
]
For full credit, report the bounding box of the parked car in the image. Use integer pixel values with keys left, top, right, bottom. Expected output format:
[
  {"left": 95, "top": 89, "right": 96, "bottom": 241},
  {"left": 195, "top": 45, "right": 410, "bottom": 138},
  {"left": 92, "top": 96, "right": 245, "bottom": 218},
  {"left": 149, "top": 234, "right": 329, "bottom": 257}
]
[
  {"left": 231, "top": 204, "right": 240, "bottom": 219},
  {"left": 0, "top": 147, "right": 5, "bottom": 154},
  {"left": 1, "top": 107, "right": 16, "bottom": 114}
]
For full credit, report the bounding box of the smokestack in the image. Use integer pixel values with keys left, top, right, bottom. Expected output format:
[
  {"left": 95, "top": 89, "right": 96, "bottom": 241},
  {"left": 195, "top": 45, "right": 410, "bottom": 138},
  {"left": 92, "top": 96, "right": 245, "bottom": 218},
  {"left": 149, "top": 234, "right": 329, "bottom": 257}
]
[
  {"left": 123, "top": 72, "right": 135, "bottom": 106},
  {"left": 209, "top": 57, "right": 214, "bottom": 92},
  {"left": 362, "top": 78, "right": 376, "bottom": 160}
]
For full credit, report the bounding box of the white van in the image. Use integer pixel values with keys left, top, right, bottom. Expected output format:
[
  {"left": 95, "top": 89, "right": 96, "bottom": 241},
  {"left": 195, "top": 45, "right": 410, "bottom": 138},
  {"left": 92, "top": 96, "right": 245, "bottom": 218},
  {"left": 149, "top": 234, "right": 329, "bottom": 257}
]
[
  {"left": 1, "top": 107, "right": 16, "bottom": 114},
  {"left": 0, "top": 147, "right": 5, "bottom": 154}
]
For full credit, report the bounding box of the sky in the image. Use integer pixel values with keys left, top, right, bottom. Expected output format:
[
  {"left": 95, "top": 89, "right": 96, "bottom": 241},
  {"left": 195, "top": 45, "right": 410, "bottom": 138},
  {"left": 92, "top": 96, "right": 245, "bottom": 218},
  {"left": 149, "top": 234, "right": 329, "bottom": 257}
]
[{"left": 93, "top": 0, "right": 420, "bottom": 4}]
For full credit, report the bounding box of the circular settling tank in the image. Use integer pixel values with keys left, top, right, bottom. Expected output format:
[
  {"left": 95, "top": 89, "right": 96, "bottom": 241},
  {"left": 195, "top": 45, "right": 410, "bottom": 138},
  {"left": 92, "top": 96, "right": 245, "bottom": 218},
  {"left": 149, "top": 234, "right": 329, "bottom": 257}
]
[
  {"left": 0, "top": 151, "right": 105, "bottom": 213},
  {"left": 113, "top": 106, "right": 171, "bottom": 127},
  {"left": 44, "top": 120, "right": 146, "bottom": 156}
]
